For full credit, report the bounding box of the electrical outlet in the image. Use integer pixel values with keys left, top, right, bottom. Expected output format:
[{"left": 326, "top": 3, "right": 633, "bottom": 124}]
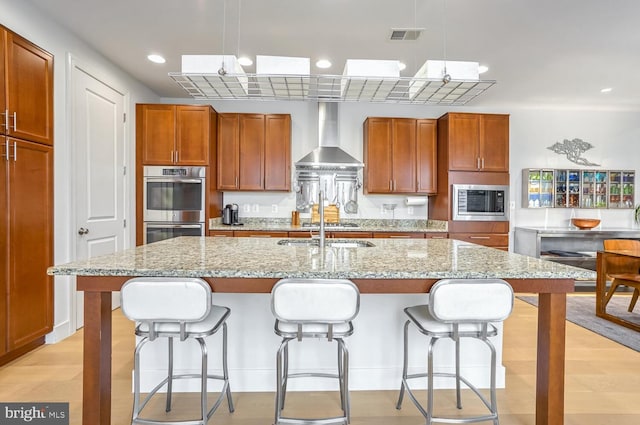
[
  {"left": 407, "top": 207, "right": 414, "bottom": 215},
  {"left": 243, "top": 204, "right": 250, "bottom": 212},
  {"left": 510, "top": 201, "right": 516, "bottom": 209},
  {"left": 252, "top": 204, "right": 259, "bottom": 212},
  {"left": 272, "top": 204, "right": 278, "bottom": 213}
]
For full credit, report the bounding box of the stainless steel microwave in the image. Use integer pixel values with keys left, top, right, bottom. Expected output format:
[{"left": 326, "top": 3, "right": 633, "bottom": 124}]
[{"left": 452, "top": 184, "right": 509, "bottom": 221}]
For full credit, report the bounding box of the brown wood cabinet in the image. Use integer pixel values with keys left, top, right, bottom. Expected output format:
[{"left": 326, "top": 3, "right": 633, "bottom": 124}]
[
  {"left": 233, "top": 230, "right": 288, "bottom": 238},
  {"left": 438, "top": 113, "right": 509, "bottom": 172},
  {"left": 208, "top": 230, "right": 234, "bottom": 237},
  {"left": 135, "top": 104, "right": 223, "bottom": 245},
  {"left": 1, "top": 27, "right": 54, "bottom": 146},
  {"left": 373, "top": 232, "right": 425, "bottom": 239},
  {"left": 1, "top": 138, "right": 53, "bottom": 360},
  {"left": 217, "top": 113, "right": 291, "bottom": 191},
  {"left": 449, "top": 232, "right": 509, "bottom": 251},
  {"left": 416, "top": 119, "right": 438, "bottom": 193},
  {"left": 138, "top": 104, "right": 212, "bottom": 165},
  {"left": 364, "top": 117, "right": 437, "bottom": 194}
]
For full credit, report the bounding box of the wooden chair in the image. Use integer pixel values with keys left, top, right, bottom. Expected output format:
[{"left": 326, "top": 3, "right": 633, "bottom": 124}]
[{"left": 603, "top": 239, "right": 640, "bottom": 312}]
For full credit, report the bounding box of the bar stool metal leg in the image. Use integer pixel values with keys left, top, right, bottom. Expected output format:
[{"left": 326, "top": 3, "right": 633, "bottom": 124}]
[
  {"left": 166, "top": 337, "right": 174, "bottom": 412},
  {"left": 455, "top": 335, "right": 462, "bottom": 410},
  {"left": 396, "top": 320, "right": 410, "bottom": 410},
  {"left": 222, "top": 323, "right": 235, "bottom": 413}
]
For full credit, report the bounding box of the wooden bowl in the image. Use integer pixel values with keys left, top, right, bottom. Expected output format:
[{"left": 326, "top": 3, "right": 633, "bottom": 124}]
[{"left": 571, "top": 218, "right": 601, "bottom": 229}]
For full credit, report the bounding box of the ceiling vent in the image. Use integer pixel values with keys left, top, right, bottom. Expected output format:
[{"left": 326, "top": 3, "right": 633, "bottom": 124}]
[{"left": 389, "top": 28, "right": 424, "bottom": 41}]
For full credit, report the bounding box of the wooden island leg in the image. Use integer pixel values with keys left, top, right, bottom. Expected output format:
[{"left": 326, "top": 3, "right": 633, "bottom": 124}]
[
  {"left": 83, "top": 290, "right": 113, "bottom": 425},
  {"left": 536, "top": 292, "right": 566, "bottom": 425}
]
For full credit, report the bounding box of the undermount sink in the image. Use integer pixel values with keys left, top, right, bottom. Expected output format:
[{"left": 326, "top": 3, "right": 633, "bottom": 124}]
[{"left": 277, "top": 239, "right": 375, "bottom": 248}]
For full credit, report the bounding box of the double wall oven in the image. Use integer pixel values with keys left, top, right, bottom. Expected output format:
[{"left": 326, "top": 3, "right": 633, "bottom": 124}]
[{"left": 143, "top": 166, "right": 206, "bottom": 243}]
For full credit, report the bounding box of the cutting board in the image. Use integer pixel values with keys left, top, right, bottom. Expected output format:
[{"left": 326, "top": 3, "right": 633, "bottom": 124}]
[{"left": 311, "top": 204, "right": 340, "bottom": 223}]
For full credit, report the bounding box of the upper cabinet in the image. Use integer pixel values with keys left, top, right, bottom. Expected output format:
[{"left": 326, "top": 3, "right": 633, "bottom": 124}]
[
  {"left": 138, "top": 104, "right": 212, "bottom": 166},
  {"left": 1, "top": 28, "right": 54, "bottom": 146},
  {"left": 439, "top": 113, "right": 509, "bottom": 172},
  {"left": 217, "top": 113, "right": 291, "bottom": 191},
  {"left": 364, "top": 117, "right": 437, "bottom": 194}
]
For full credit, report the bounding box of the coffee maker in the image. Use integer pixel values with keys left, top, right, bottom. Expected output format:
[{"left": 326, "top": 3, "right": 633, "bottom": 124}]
[{"left": 222, "top": 204, "right": 240, "bottom": 225}]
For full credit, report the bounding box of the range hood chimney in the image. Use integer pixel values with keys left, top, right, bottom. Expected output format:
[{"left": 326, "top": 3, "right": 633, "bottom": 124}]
[{"left": 295, "top": 102, "right": 363, "bottom": 169}]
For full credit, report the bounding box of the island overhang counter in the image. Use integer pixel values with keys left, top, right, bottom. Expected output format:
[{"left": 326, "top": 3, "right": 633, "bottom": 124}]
[{"left": 48, "top": 236, "right": 595, "bottom": 425}]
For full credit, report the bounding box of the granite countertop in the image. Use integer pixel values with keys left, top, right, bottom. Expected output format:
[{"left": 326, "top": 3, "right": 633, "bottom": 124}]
[
  {"left": 48, "top": 236, "right": 595, "bottom": 281},
  {"left": 515, "top": 226, "right": 640, "bottom": 235},
  {"left": 209, "top": 218, "right": 448, "bottom": 233}
]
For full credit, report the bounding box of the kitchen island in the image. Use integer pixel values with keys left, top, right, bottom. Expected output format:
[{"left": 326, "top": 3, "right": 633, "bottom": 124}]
[{"left": 48, "top": 236, "right": 595, "bottom": 425}]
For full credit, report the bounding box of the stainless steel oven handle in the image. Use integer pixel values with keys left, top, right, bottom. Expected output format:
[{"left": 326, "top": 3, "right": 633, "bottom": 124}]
[
  {"left": 145, "top": 224, "right": 203, "bottom": 229},
  {"left": 144, "top": 178, "right": 203, "bottom": 184}
]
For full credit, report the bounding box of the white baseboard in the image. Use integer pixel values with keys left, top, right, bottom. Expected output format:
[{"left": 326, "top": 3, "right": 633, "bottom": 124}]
[{"left": 45, "top": 320, "right": 75, "bottom": 344}]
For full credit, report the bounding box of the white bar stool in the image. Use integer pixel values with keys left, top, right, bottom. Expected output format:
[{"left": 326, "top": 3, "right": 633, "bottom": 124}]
[
  {"left": 396, "top": 278, "right": 514, "bottom": 425},
  {"left": 120, "top": 277, "right": 234, "bottom": 425},
  {"left": 270, "top": 278, "right": 360, "bottom": 425}
]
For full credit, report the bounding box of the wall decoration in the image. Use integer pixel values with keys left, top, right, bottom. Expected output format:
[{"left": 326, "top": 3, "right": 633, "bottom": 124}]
[{"left": 547, "top": 138, "right": 600, "bottom": 166}]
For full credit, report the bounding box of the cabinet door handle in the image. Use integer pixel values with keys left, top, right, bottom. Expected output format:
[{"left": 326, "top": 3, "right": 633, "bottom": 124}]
[
  {"left": 12, "top": 141, "right": 16, "bottom": 162},
  {"left": 390, "top": 235, "right": 411, "bottom": 238},
  {"left": 170, "top": 151, "right": 174, "bottom": 163},
  {"left": 175, "top": 151, "right": 179, "bottom": 163},
  {"left": 469, "top": 236, "right": 491, "bottom": 240},
  {"left": 481, "top": 158, "right": 485, "bottom": 169},
  {"left": 7, "top": 112, "right": 17, "bottom": 132},
  {"left": 250, "top": 235, "right": 272, "bottom": 238},
  {"left": 0, "top": 110, "right": 7, "bottom": 131},
  {"left": 1, "top": 140, "right": 7, "bottom": 161},
  {"left": 235, "top": 176, "right": 238, "bottom": 187},
  {"left": 477, "top": 157, "right": 481, "bottom": 169},
  {"left": 429, "top": 236, "right": 446, "bottom": 239}
]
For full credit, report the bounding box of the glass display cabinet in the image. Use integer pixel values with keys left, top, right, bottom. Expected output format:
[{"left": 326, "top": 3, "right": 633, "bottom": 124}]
[
  {"left": 608, "top": 170, "right": 636, "bottom": 208},
  {"left": 523, "top": 168, "right": 635, "bottom": 209},
  {"left": 524, "top": 169, "right": 554, "bottom": 208}
]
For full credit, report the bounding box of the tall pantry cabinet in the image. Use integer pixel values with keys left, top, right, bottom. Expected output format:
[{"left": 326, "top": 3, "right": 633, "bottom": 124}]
[{"left": 0, "top": 26, "right": 54, "bottom": 364}]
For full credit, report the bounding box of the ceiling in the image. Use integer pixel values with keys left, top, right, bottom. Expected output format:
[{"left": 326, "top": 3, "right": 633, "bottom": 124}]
[{"left": 25, "top": 0, "right": 640, "bottom": 109}]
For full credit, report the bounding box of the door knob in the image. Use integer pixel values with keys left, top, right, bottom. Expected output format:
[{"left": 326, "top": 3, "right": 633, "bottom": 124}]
[{"left": 78, "top": 227, "right": 89, "bottom": 235}]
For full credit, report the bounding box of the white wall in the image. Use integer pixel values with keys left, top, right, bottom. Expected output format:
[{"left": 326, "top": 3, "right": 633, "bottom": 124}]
[
  {"left": 1, "top": 0, "right": 159, "bottom": 342},
  {"left": 509, "top": 109, "right": 640, "bottom": 231}
]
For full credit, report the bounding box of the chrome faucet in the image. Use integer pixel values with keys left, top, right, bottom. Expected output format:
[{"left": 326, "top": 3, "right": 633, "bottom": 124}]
[{"left": 318, "top": 189, "right": 325, "bottom": 249}]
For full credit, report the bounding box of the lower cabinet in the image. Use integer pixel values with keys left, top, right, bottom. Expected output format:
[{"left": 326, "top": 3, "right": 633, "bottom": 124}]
[
  {"left": 449, "top": 232, "right": 509, "bottom": 251},
  {"left": 1, "top": 138, "right": 53, "bottom": 361},
  {"left": 233, "top": 230, "right": 288, "bottom": 238},
  {"left": 374, "top": 232, "right": 425, "bottom": 239}
]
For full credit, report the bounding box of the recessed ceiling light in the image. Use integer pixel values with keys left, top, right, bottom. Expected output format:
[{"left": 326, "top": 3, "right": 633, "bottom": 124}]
[
  {"left": 147, "top": 54, "right": 166, "bottom": 64},
  {"left": 316, "top": 59, "right": 332, "bottom": 69},
  {"left": 238, "top": 56, "right": 253, "bottom": 66},
  {"left": 600, "top": 87, "right": 612, "bottom": 93},
  {"left": 478, "top": 65, "right": 489, "bottom": 74},
  {"left": 398, "top": 62, "right": 407, "bottom": 71}
]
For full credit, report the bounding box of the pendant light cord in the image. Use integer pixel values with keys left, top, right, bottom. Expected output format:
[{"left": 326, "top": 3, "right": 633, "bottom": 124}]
[
  {"left": 442, "top": 0, "right": 450, "bottom": 82},
  {"left": 237, "top": 0, "right": 242, "bottom": 60},
  {"left": 219, "top": 0, "right": 227, "bottom": 75}
]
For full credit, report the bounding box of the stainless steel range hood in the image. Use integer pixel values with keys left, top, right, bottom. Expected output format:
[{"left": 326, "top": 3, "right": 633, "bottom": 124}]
[{"left": 295, "top": 102, "right": 363, "bottom": 169}]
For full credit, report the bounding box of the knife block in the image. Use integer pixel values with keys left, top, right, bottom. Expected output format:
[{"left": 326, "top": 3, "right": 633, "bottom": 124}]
[{"left": 311, "top": 204, "right": 340, "bottom": 224}]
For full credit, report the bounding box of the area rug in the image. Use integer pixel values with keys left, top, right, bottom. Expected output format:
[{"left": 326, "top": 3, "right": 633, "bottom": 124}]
[{"left": 517, "top": 295, "right": 640, "bottom": 352}]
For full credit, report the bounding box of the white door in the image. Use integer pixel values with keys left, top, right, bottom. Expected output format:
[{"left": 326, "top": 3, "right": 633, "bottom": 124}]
[{"left": 72, "top": 62, "right": 126, "bottom": 328}]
